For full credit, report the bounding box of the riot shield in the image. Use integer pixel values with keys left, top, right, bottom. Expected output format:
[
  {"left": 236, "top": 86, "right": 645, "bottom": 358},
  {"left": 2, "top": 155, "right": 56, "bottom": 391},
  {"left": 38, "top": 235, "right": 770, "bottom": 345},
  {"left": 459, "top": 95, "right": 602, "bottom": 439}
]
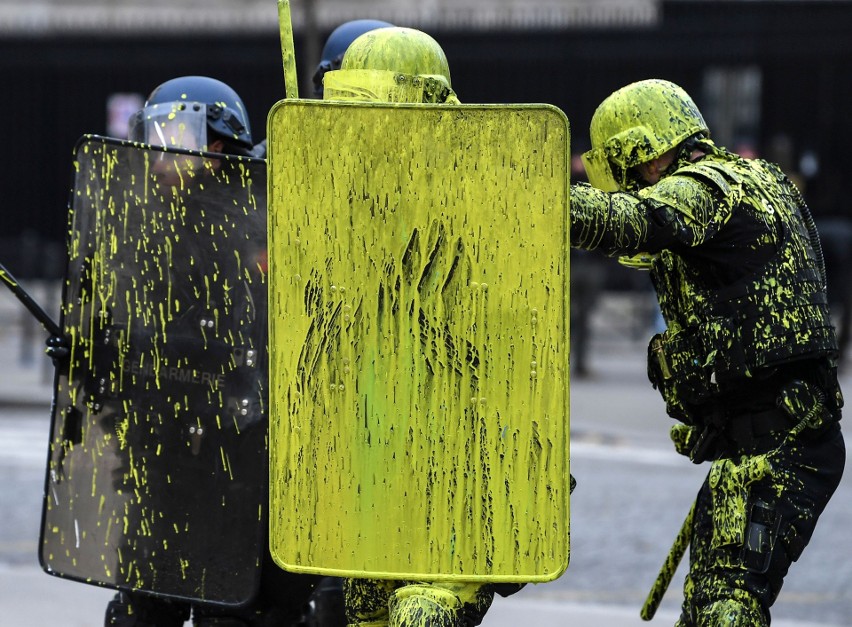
[
  {"left": 267, "top": 101, "right": 571, "bottom": 583},
  {"left": 40, "top": 136, "right": 268, "bottom": 607}
]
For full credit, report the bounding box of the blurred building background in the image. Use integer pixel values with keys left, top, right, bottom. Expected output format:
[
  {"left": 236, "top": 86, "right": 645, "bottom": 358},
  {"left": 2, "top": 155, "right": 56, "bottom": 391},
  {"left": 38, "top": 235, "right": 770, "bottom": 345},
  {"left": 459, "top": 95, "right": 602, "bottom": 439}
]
[{"left": 0, "top": 0, "right": 851, "bottom": 285}]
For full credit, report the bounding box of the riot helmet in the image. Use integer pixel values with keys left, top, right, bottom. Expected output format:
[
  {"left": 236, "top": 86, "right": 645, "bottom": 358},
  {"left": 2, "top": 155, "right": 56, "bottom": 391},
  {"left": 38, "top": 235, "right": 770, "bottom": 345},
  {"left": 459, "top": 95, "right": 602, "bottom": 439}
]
[
  {"left": 312, "top": 19, "right": 394, "bottom": 98},
  {"left": 323, "top": 27, "right": 459, "bottom": 104},
  {"left": 581, "top": 79, "right": 708, "bottom": 192},
  {"left": 128, "top": 76, "right": 253, "bottom": 155}
]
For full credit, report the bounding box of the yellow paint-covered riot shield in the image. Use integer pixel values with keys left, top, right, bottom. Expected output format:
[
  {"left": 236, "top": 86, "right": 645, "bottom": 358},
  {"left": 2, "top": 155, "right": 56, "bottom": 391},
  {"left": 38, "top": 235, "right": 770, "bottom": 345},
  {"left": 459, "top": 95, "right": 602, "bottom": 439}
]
[{"left": 267, "top": 101, "right": 570, "bottom": 583}]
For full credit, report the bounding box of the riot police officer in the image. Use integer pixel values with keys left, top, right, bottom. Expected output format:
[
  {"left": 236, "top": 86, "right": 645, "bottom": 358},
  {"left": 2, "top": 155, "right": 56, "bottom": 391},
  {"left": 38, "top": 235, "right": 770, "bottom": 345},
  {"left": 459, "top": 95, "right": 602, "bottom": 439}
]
[
  {"left": 104, "top": 75, "right": 332, "bottom": 627},
  {"left": 571, "top": 78, "right": 845, "bottom": 625},
  {"left": 129, "top": 75, "right": 254, "bottom": 156},
  {"left": 319, "top": 26, "right": 526, "bottom": 627}
]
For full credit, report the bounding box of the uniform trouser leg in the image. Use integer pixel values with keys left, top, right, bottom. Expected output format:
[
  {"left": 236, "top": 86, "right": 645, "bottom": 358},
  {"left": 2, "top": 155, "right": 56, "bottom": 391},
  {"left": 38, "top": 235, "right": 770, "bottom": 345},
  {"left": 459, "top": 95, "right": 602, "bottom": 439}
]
[
  {"left": 344, "top": 579, "right": 495, "bottom": 627},
  {"left": 678, "top": 424, "right": 845, "bottom": 626},
  {"left": 105, "top": 591, "right": 190, "bottom": 627}
]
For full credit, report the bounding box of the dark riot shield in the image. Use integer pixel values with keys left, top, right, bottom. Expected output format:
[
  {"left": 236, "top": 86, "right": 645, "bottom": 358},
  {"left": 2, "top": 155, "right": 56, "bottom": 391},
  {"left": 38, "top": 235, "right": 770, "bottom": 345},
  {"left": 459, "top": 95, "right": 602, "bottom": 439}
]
[{"left": 40, "top": 136, "right": 268, "bottom": 607}]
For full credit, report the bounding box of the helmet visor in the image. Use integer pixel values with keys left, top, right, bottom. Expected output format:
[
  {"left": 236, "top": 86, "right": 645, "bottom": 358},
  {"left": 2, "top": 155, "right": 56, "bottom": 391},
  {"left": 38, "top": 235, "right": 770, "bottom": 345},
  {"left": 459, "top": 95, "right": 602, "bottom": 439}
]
[
  {"left": 323, "top": 69, "right": 454, "bottom": 104},
  {"left": 128, "top": 102, "right": 209, "bottom": 151},
  {"left": 581, "top": 148, "right": 621, "bottom": 192}
]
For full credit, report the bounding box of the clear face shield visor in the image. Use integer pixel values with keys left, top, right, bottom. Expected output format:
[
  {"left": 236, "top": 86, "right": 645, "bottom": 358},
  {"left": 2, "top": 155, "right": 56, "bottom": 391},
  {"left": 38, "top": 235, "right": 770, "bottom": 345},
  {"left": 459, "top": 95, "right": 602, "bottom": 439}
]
[
  {"left": 128, "top": 102, "right": 209, "bottom": 151},
  {"left": 580, "top": 148, "right": 621, "bottom": 193},
  {"left": 127, "top": 102, "right": 212, "bottom": 187},
  {"left": 322, "top": 69, "right": 459, "bottom": 104},
  {"left": 582, "top": 125, "right": 677, "bottom": 193}
]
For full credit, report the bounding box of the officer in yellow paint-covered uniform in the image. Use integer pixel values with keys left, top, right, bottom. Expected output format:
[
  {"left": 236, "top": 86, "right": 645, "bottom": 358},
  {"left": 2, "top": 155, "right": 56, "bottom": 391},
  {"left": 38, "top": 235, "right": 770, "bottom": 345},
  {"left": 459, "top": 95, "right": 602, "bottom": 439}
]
[
  {"left": 571, "top": 79, "right": 845, "bottom": 625},
  {"left": 318, "top": 26, "right": 525, "bottom": 627}
]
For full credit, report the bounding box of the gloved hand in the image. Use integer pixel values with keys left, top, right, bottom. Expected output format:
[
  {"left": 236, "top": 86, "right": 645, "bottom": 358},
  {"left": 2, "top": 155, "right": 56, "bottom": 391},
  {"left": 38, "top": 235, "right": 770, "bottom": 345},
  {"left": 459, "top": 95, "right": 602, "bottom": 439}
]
[{"left": 670, "top": 423, "right": 698, "bottom": 457}]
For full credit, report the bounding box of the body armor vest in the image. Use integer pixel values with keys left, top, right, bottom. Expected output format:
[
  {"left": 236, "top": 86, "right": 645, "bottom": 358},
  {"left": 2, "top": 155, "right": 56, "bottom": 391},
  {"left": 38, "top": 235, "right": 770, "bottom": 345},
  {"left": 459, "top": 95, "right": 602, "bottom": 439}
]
[{"left": 646, "top": 155, "right": 838, "bottom": 422}]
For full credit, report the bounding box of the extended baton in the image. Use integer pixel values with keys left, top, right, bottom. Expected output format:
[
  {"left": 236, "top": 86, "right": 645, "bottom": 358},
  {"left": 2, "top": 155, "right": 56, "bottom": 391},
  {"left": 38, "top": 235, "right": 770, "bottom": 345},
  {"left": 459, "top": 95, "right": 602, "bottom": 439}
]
[
  {"left": 640, "top": 500, "right": 695, "bottom": 621},
  {"left": 0, "top": 261, "right": 62, "bottom": 338}
]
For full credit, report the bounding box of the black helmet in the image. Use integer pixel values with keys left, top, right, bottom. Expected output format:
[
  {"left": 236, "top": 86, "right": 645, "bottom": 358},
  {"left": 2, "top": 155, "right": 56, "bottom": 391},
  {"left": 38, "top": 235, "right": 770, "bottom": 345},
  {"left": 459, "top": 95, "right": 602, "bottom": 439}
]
[
  {"left": 312, "top": 19, "right": 393, "bottom": 97},
  {"left": 128, "top": 76, "right": 252, "bottom": 154}
]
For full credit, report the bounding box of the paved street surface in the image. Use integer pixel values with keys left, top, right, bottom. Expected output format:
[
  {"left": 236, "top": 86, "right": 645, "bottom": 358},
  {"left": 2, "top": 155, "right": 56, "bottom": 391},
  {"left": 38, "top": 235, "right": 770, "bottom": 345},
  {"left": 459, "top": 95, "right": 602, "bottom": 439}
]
[{"left": 0, "top": 287, "right": 848, "bottom": 626}]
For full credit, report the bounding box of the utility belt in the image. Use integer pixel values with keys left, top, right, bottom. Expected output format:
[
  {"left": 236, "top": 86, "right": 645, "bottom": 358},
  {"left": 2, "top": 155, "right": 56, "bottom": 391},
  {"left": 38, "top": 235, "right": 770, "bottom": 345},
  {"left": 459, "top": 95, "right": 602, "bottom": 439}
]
[
  {"left": 650, "top": 321, "right": 842, "bottom": 463},
  {"left": 669, "top": 379, "right": 839, "bottom": 463},
  {"left": 647, "top": 317, "right": 842, "bottom": 424},
  {"left": 724, "top": 405, "right": 796, "bottom": 444}
]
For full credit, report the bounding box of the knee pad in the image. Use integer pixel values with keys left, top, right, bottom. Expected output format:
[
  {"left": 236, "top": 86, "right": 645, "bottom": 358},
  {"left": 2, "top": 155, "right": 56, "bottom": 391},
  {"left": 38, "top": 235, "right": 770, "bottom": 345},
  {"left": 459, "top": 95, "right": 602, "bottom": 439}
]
[
  {"left": 388, "top": 584, "right": 462, "bottom": 627},
  {"left": 695, "top": 599, "right": 767, "bottom": 627}
]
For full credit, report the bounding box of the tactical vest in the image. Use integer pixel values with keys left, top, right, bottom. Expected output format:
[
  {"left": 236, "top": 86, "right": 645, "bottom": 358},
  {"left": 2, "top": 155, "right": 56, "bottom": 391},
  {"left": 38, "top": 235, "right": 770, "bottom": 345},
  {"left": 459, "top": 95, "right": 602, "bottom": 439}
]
[{"left": 645, "top": 156, "right": 838, "bottom": 422}]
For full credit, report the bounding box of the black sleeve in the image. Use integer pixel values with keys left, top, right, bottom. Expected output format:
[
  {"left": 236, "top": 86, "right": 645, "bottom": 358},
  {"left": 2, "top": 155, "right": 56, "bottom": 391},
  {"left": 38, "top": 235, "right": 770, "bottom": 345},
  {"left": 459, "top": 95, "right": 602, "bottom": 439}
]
[{"left": 570, "top": 182, "right": 689, "bottom": 256}]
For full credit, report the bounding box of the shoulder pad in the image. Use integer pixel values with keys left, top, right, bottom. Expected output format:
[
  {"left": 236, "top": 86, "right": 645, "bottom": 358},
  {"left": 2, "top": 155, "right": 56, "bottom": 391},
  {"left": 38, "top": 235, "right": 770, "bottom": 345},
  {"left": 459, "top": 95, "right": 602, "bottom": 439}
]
[
  {"left": 639, "top": 161, "right": 741, "bottom": 244},
  {"left": 675, "top": 161, "right": 740, "bottom": 197}
]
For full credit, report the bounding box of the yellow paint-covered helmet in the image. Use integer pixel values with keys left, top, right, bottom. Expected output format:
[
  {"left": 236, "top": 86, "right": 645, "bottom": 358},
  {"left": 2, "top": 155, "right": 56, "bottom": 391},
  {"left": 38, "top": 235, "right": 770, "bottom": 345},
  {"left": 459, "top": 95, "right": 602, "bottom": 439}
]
[
  {"left": 581, "top": 79, "right": 708, "bottom": 191},
  {"left": 323, "top": 27, "right": 459, "bottom": 104}
]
